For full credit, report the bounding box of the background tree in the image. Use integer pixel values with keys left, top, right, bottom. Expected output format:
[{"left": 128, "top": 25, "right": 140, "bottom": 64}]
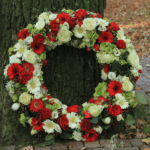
[{"left": 0, "top": 0, "right": 106, "bottom": 143}]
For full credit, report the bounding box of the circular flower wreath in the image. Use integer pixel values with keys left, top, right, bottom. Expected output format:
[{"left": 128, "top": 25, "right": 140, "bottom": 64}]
[{"left": 3, "top": 8, "right": 145, "bottom": 144}]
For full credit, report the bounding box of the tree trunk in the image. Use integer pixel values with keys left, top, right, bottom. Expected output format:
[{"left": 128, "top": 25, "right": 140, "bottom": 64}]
[{"left": 0, "top": 0, "right": 106, "bottom": 142}]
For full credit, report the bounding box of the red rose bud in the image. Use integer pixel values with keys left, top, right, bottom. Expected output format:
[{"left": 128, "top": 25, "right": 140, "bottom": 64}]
[
  {"left": 135, "top": 76, "right": 139, "bottom": 81},
  {"left": 87, "top": 48, "right": 91, "bottom": 51},
  {"left": 93, "top": 44, "right": 100, "bottom": 51},
  {"left": 138, "top": 70, "right": 142, "bottom": 74},
  {"left": 42, "top": 59, "right": 48, "bottom": 68}
]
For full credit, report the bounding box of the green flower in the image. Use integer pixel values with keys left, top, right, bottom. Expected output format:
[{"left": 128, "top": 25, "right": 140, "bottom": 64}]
[
  {"left": 93, "top": 82, "right": 109, "bottom": 99},
  {"left": 100, "top": 42, "right": 116, "bottom": 54}
]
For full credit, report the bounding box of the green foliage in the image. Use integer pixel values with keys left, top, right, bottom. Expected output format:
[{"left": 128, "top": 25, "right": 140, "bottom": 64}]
[
  {"left": 59, "top": 131, "right": 72, "bottom": 139},
  {"left": 45, "top": 134, "right": 54, "bottom": 141},
  {"left": 44, "top": 138, "right": 55, "bottom": 146},
  {"left": 8, "top": 47, "right": 15, "bottom": 55},
  {"left": 125, "top": 114, "right": 135, "bottom": 125},
  {"left": 91, "top": 117, "right": 98, "bottom": 124},
  {"left": 135, "top": 93, "right": 147, "bottom": 104}
]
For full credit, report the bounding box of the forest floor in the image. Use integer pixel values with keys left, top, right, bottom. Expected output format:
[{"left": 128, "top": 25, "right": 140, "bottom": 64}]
[{"left": 104, "top": 0, "right": 150, "bottom": 61}]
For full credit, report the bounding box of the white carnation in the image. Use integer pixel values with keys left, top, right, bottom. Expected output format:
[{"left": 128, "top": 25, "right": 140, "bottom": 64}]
[
  {"left": 25, "top": 36, "right": 33, "bottom": 45},
  {"left": 49, "top": 13, "right": 57, "bottom": 20},
  {"left": 72, "top": 131, "right": 83, "bottom": 141},
  {"left": 9, "top": 55, "right": 21, "bottom": 64},
  {"left": 35, "top": 20, "right": 45, "bottom": 30},
  {"left": 93, "top": 126, "right": 103, "bottom": 134},
  {"left": 108, "top": 72, "right": 116, "bottom": 80},
  {"left": 11, "top": 103, "right": 20, "bottom": 111},
  {"left": 51, "top": 110, "right": 59, "bottom": 119},
  {"left": 83, "top": 18, "right": 97, "bottom": 30}
]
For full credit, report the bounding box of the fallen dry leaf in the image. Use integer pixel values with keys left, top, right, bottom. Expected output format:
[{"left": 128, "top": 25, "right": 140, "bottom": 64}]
[
  {"left": 119, "top": 132, "right": 127, "bottom": 139},
  {"left": 80, "top": 147, "right": 86, "bottom": 150},
  {"left": 143, "top": 148, "right": 150, "bottom": 150},
  {"left": 22, "top": 145, "right": 33, "bottom": 150},
  {"left": 146, "top": 76, "right": 150, "bottom": 79},
  {"left": 135, "top": 87, "right": 142, "bottom": 90},
  {"left": 142, "top": 138, "right": 150, "bottom": 144}
]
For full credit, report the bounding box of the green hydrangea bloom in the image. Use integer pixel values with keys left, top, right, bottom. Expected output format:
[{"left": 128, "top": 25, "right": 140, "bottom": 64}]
[
  {"left": 100, "top": 42, "right": 117, "bottom": 54},
  {"left": 93, "top": 82, "right": 109, "bottom": 99},
  {"left": 46, "top": 103, "right": 59, "bottom": 111}
]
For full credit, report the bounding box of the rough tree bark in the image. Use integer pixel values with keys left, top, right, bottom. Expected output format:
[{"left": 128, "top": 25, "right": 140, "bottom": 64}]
[{"left": 0, "top": 0, "right": 106, "bottom": 142}]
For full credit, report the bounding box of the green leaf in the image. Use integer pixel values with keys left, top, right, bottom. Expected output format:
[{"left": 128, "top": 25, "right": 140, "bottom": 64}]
[
  {"left": 121, "top": 50, "right": 129, "bottom": 60},
  {"left": 135, "top": 93, "right": 147, "bottom": 104},
  {"left": 91, "top": 117, "right": 98, "bottom": 124},
  {"left": 45, "top": 134, "right": 54, "bottom": 141},
  {"left": 111, "top": 60, "right": 120, "bottom": 71},
  {"left": 44, "top": 138, "right": 55, "bottom": 146},
  {"left": 125, "top": 114, "right": 135, "bottom": 126},
  {"left": 101, "top": 124, "right": 111, "bottom": 130},
  {"left": 59, "top": 131, "right": 72, "bottom": 139}
]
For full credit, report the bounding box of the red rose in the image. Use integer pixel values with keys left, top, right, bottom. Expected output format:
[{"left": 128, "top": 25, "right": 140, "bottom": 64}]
[
  {"left": 68, "top": 17, "right": 76, "bottom": 28},
  {"left": 87, "top": 97, "right": 95, "bottom": 103},
  {"left": 95, "top": 13, "right": 103, "bottom": 19},
  {"left": 67, "top": 105, "right": 80, "bottom": 113},
  {"left": 72, "top": 9, "right": 88, "bottom": 21},
  {"left": 106, "top": 22, "right": 120, "bottom": 32},
  {"left": 33, "top": 33, "right": 45, "bottom": 44},
  {"left": 41, "top": 107, "right": 52, "bottom": 120},
  {"left": 57, "top": 114, "right": 69, "bottom": 130},
  {"left": 107, "top": 104, "right": 122, "bottom": 117},
  {"left": 94, "top": 96, "right": 107, "bottom": 106},
  {"left": 116, "top": 40, "right": 126, "bottom": 49},
  {"left": 80, "top": 118, "right": 91, "bottom": 131},
  {"left": 41, "top": 84, "right": 48, "bottom": 90},
  {"left": 50, "top": 19, "right": 59, "bottom": 32}
]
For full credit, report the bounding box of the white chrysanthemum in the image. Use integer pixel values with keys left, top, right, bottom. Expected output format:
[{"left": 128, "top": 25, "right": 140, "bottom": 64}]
[
  {"left": 24, "top": 36, "right": 33, "bottom": 45},
  {"left": 88, "top": 104, "right": 102, "bottom": 117},
  {"left": 93, "top": 126, "right": 103, "bottom": 134},
  {"left": 26, "top": 77, "right": 41, "bottom": 94},
  {"left": 61, "top": 104, "right": 68, "bottom": 115},
  {"left": 11, "top": 103, "right": 20, "bottom": 111},
  {"left": 38, "top": 12, "right": 49, "bottom": 24},
  {"left": 73, "top": 24, "right": 86, "bottom": 38},
  {"left": 22, "top": 50, "right": 36, "bottom": 64},
  {"left": 114, "top": 48, "right": 121, "bottom": 57},
  {"left": 9, "top": 55, "right": 21, "bottom": 64},
  {"left": 115, "top": 99, "right": 129, "bottom": 109},
  {"left": 116, "top": 114, "right": 124, "bottom": 121},
  {"left": 130, "top": 69, "right": 139, "bottom": 77},
  {"left": 101, "top": 69, "right": 108, "bottom": 80},
  {"left": 127, "top": 51, "right": 140, "bottom": 68},
  {"left": 51, "top": 110, "right": 59, "bottom": 119},
  {"left": 19, "top": 92, "right": 32, "bottom": 105},
  {"left": 108, "top": 72, "right": 116, "bottom": 80},
  {"left": 57, "top": 26, "right": 72, "bottom": 43},
  {"left": 30, "top": 127, "right": 38, "bottom": 135},
  {"left": 83, "top": 18, "right": 97, "bottom": 30},
  {"left": 72, "top": 131, "right": 83, "bottom": 141},
  {"left": 103, "top": 117, "right": 111, "bottom": 124},
  {"left": 43, "top": 120, "right": 60, "bottom": 134},
  {"left": 35, "top": 20, "right": 45, "bottom": 30},
  {"left": 122, "top": 81, "right": 134, "bottom": 92},
  {"left": 4, "top": 64, "right": 11, "bottom": 77},
  {"left": 121, "top": 76, "right": 130, "bottom": 83},
  {"left": 28, "top": 117, "right": 33, "bottom": 126},
  {"left": 49, "top": 13, "right": 57, "bottom": 20},
  {"left": 14, "top": 42, "right": 28, "bottom": 58},
  {"left": 66, "top": 112, "right": 81, "bottom": 129}
]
